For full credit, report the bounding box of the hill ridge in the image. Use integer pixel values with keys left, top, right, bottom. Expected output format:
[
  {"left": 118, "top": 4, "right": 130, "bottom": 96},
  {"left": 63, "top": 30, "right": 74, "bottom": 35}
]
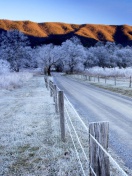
[{"left": 0, "top": 19, "right": 132, "bottom": 46}]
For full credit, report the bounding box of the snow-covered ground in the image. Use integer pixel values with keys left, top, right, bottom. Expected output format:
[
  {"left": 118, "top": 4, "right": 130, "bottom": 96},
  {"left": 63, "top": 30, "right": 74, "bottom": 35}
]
[
  {"left": 54, "top": 73, "right": 132, "bottom": 176},
  {"left": 0, "top": 72, "right": 131, "bottom": 175},
  {"left": 0, "top": 74, "right": 89, "bottom": 175}
]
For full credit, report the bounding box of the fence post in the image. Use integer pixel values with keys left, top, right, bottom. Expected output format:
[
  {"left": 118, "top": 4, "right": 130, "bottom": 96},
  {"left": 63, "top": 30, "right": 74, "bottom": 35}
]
[
  {"left": 81, "top": 75, "right": 83, "bottom": 80},
  {"left": 105, "top": 77, "right": 107, "bottom": 84},
  {"left": 129, "top": 76, "right": 131, "bottom": 88},
  {"left": 89, "top": 122, "right": 110, "bottom": 176},
  {"left": 98, "top": 76, "right": 100, "bottom": 83},
  {"left": 114, "top": 76, "right": 116, "bottom": 86},
  {"left": 49, "top": 82, "right": 52, "bottom": 97},
  {"left": 44, "top": 76, "right": 49, "bottom": 90},
  {"left": 54, "top": 85, "right": 58, "bottom": 113},
  {"left": 50, "top": 81, "right": 54, "bottom": 97},
  {"left": 89, "top": 76, "right": 91, "bottom": 81},
  {"left": 58, "top": 91, "right": 65, "bottom": 142},
  {"left": 53, "top": 84, "right": 55, "bottom": 102}
]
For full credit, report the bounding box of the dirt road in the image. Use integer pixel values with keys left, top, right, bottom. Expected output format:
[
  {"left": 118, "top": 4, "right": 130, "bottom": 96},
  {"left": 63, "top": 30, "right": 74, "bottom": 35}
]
[{"left": 53, "top": 73, "right": 132, "bottom": 170}]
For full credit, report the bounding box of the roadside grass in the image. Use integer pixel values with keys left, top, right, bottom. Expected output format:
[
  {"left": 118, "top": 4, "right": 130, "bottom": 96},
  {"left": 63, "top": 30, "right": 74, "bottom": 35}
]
[
  {"left": 84, "top": 67, "right": 132, "bottom": 98},
  {"left": 65, "top": 73, "right": 132, "bottom": 175},
  {"left": 0, "top": 75, "right": 89, "bottom": 176},
  {"left": 68, "top": 74, "right": 132, "bottom": 98},
  {"left": 0, "top": 74, "right": 131, "bottom": 175},
  {"left": 90, "top": 83, "right": 132, "bottom": 98},
  {"left": 0, "top": 72, "right": 33, "bottom": 89}
]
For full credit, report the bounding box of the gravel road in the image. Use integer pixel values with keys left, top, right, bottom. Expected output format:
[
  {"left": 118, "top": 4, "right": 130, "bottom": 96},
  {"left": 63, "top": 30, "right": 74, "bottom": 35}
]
[{"left": 53, "top": 73, "right": 132, "bottom": 171}]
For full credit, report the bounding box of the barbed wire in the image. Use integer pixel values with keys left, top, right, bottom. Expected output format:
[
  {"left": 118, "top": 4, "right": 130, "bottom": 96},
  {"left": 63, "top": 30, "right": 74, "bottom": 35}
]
[
  {"left": 66, "top": 115, "right": 87, "bottom": 176},
  {"left": 65, "top": 105, "right": 89, "bottom": 163},
  {"left": 64, "top": 91, "right": 128, "bottom": 176},
  {"left": 64, "top": 94, "right": 88, "bottom": 132},
  {"left": 45, "top": 75, "right": 128, "bottom": 176}
]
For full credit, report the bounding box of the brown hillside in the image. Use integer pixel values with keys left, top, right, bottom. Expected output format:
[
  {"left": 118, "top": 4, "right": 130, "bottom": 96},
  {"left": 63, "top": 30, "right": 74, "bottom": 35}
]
[{"left": 0, "top": 20, "right": 132, "bottom": 46}]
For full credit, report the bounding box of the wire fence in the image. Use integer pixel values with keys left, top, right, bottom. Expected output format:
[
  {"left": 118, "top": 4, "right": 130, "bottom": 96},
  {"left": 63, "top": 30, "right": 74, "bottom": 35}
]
[
  {"left": 70, "top": 74, "right": 132, "bottom": 88},
  {"left": 44, "top": 75, "right": 129, "bottom": 176},
  {"left": 65, "top": 104, "right": 89, "bottom": 176}
]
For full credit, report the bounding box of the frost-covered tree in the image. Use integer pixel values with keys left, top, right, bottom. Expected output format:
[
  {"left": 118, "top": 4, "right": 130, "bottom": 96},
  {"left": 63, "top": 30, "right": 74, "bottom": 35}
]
[
  {"left": 94, "top": 45, "right": 109, "bottom": 68},
  {"left": 115, "top": 48, "right": 132, "bottom": 68},
  {"left": 55, "top": 60, "right": 64, "bottom": 72},
  {"left": 103, "top": 42, "right": 118, "bottom": 68},
  {"left": 22, "top": 46, "right": 37, "bottom": 68},
  {"left": 89, "top": 42, "right": 124, "bottom": 69},
  {"left": 0, "top": 30, "right": 31, "bottom": 72},
  {"left": 37, "top": 44, "right": 61, "bottom": 75},
  {"left": 84, "top": 47, "right": 98, "bottom": 69},
  {"left": 61, "top": 37, "right": 86, "bottom": 73}
]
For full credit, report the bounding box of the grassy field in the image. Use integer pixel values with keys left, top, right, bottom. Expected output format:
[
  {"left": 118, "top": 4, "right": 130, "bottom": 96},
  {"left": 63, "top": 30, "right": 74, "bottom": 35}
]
[
  {"left": 0, "top": 74, "right": 89, "bottom": 176},
  {"left": 0, "top": 72, "right": 131, "bottom": 175}
]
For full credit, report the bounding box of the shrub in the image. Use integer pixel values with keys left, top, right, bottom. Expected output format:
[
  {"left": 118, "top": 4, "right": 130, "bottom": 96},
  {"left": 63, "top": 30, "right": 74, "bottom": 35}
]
[
  {"left": 0, "top": 72, "right": 33, "bottom": 89},
  {"left": 0, "top": 59, "right": 10, "bottom": 74}
]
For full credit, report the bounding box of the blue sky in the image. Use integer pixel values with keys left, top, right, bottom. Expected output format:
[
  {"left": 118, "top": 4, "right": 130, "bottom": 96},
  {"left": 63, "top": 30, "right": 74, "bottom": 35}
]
[{"left": 0, "top": 0, "right": 131, "bottom": 25}]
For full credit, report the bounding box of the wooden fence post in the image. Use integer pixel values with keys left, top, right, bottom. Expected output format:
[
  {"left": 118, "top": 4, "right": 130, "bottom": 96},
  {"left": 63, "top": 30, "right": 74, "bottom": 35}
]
[
  {"left": 58, "top": 91, "right": 65, "bottom": 142},
  {"left": 97, "top": 76, "right": 99, "bottom": 82},
  {"left": 47, "top": 77, "right": 49, "bottom": 90},
  {"left": 49, "top": 81, "right": 54, "bottom": 97},
  {"left": 89, "top": 76, "right": 91, "bottom": 81},
  {"left": 44, "top": 76, "right": 48, "bottom": 90},
  {"left": 51, "top": 84, "right": 55, "bottom": 102},
  {"left": 49, "top": 82, "right": 52, "bottom": 97},
  {"left": 114, "top": 76, "right": 116, "bottom": 86},
  {"left": 89, "top": 122, "right": 110, "bottom": 176},
  {"left": 105, "top": 77, "right": 107, "bottom": 84},
  {"left": 54, "top": 85, "right": 58, "bottom": 113},
  {"left": 129, "top": 76, "right": 131, "bottom": 88}
]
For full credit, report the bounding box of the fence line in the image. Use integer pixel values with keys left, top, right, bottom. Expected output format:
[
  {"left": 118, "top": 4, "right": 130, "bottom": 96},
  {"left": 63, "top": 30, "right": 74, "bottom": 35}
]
[
  {"left": 65, "top": 106, "right": 89, "bottom": 163},
  {"left": 72, "top": 74, "right": 132, "bottom": 88},
  {"left": 65, "top": 95, "right": 128, "bottom": 176},
  {"left": 64, "top": 94, "right": 88, "bottom": 132},
  {"left": 44, "top": 75, "right": 128, "bottom": 176},
  {"left": 66, "top": 117, "right": 87, "bottom": 176},
  {"left": 46, "top": 76, "right": 89, "bottom": 175}
]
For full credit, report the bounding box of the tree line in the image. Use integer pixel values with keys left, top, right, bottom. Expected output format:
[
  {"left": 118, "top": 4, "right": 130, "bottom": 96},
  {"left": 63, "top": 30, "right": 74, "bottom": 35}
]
[{"left": 0, "top": 30, "right": 132, "bottom": 75}]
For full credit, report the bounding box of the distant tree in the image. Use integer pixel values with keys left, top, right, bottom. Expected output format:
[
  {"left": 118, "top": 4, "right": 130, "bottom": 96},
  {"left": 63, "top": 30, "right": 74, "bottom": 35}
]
[
  {"left": 61, "top": 37, "right": 86, "bottom": 73},
  {"left": 104, "top": 42, "right": 118, "bottom": 68},
  {"left": 93, "top": 46, "right": 108, "bottom": 68},
  {"left": 115, "top": 48, "right": 132, "bottom": 68},
  {"left": 37, "top": 44, "right": 61, "bottom": 75},
  {"left": 22, "top": 46, "right": 37, "bottom": 68},
  {"left": 84, "top": 47, "right": 98, "bottom": 69},
  {"left": 95, "top": 41, "right": 105, "bottom": 47},
  {"left": 0, "top": 30, "right": 31, "bottom": 72},
  {"left": 55, "top": 60, "right": 64, "bottom": 72}
]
